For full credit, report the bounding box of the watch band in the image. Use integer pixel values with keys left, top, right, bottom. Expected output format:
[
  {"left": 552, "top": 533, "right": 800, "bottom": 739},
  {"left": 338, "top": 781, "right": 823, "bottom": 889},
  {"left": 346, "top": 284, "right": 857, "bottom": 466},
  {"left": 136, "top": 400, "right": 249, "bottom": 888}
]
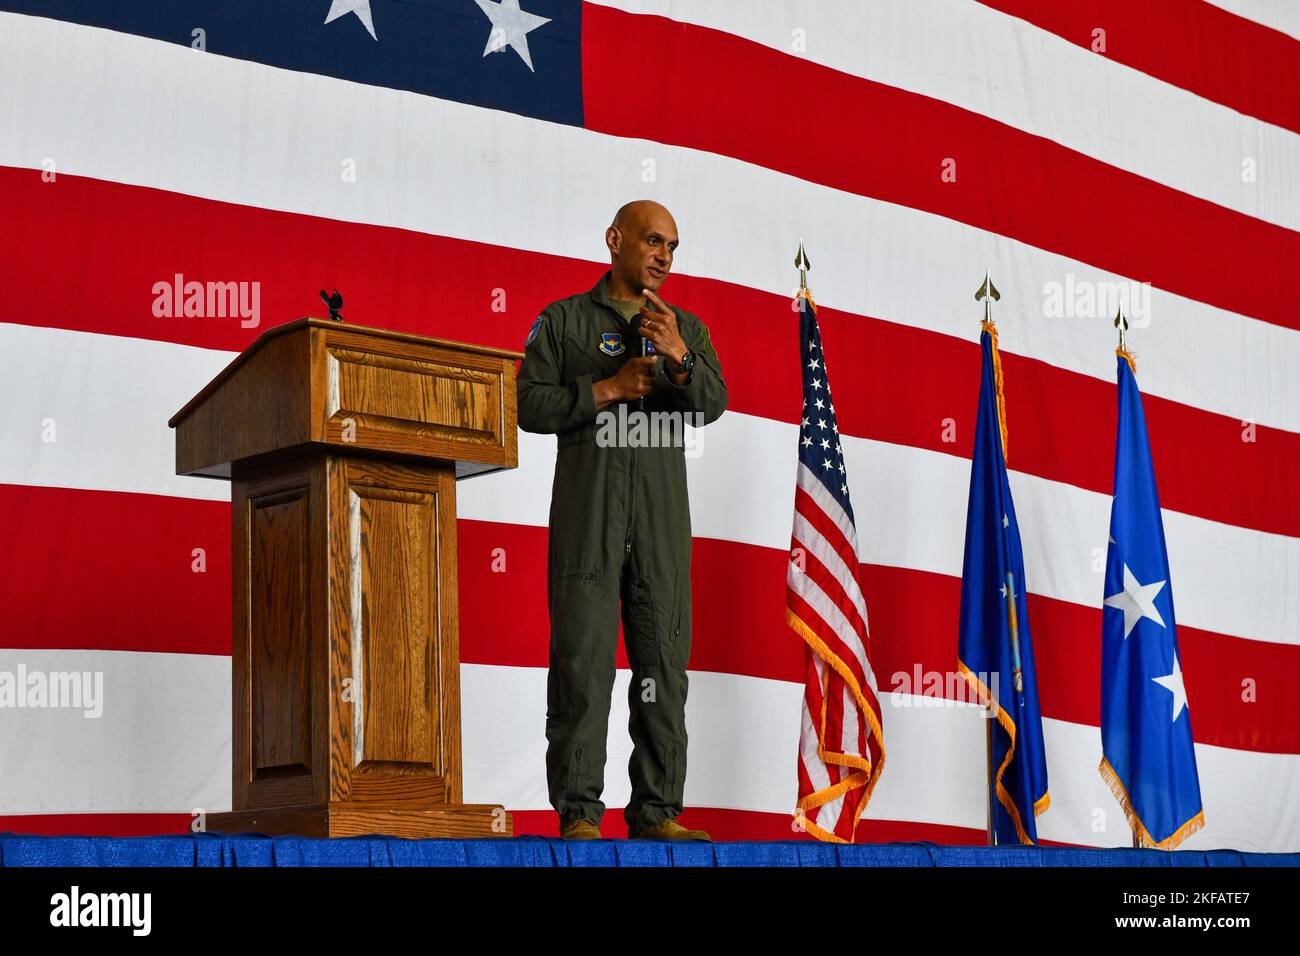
[{"left": 670, "top": 349, "right": 695, "bottom": 375}]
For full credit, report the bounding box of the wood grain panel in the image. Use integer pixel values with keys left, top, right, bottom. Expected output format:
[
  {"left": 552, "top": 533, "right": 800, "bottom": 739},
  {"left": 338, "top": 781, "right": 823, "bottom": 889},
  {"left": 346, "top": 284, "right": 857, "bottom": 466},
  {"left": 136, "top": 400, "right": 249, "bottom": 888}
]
[
  {"left": 232, "top": 457, "right": 330, "bottom": 812},
  {"left": 314, "top": 325, "right": 517, "bottom": 471},
  {"left": 329, "top": 458, "right": 461, "bottom": 807},
  {"left": 208, "top": 803, "right": 512, "bottom": 838},
  {"left": 353, "top": 486, "right": 438, "bottom": 772},
  {"left": 248, "top": 487, "right": 312, "bottom": 778},
  {"left": 173, "top": 325, "right": 311, "bottom": 477},
  {"left": 329, "top": 348, "right": 499, "bottom": 442}
]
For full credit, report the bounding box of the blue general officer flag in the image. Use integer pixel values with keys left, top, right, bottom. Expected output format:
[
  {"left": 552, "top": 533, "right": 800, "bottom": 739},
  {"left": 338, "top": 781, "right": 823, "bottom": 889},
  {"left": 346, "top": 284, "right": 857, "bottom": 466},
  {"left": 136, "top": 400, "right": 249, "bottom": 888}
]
[
  {"left": 1100, "top": 353, "right": 1204, "bottom": 849},
  {"left": 957, "top": 325, "right": 1050, "bottom": 845}
]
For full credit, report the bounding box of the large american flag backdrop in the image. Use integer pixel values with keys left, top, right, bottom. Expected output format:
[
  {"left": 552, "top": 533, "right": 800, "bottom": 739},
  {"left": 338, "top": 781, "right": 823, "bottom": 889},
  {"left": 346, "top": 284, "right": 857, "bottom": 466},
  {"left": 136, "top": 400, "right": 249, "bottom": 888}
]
[{"left": 1, "top": 1, "right": 1297, "bottom": 849}]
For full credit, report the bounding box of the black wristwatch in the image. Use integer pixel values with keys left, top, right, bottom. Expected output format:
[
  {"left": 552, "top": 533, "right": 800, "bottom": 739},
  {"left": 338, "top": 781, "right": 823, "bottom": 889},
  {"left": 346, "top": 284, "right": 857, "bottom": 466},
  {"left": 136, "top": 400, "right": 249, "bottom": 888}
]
[{"left": 668, "top": 349, "right": 695, "bottom": 376}]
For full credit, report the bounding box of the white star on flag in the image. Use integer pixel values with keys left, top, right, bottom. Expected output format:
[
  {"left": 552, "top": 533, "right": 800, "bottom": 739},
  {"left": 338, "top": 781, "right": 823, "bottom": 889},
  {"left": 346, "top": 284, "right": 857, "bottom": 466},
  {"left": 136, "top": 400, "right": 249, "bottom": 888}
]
[
  {"left": 1104, "top": 562, "right": 1167, "bottom": 639},
  {"left": 474, "top": 0, "right": 552, "bottom": 72},
  {"left": 324, "top": 0, "right": 377, "bottom": 40},
  {"left": 1152, "top": 656, "right": 1189, "bottom": 722}
]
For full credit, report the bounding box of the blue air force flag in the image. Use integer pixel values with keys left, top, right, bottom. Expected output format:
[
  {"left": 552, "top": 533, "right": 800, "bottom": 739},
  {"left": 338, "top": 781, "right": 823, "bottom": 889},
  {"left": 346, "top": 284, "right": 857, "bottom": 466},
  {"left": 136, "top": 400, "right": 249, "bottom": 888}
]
[
  {"left": 957, "top": 327, "right": 1050, "bottom": 845},
  {"left": 1100, "top": 354, "right": 1204, "bottom": 849}
]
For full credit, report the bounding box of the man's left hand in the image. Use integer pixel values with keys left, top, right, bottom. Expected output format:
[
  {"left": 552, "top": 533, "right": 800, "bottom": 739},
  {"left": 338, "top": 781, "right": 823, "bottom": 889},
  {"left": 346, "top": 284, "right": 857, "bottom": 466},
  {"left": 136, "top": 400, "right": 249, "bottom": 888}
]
[{"left": 636, "top": 289, "right": 689, "bottom": 367}]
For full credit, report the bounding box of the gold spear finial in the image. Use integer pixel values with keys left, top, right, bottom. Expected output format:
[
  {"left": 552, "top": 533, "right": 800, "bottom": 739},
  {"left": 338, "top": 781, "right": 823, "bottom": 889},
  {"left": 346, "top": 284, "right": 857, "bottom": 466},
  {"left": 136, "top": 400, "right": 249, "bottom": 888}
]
[
  {"left": 1114, "top": 307, "right": 1136, "bottom": 371},
  {"left": 794, "top": 237, "right": 811, "bottom": 292},
  {"left": 974, "top": 271, "right": 1001, "bottom": 326},
  {"left": 976, "top": 272, "right": 1009, "bottom": 458}
]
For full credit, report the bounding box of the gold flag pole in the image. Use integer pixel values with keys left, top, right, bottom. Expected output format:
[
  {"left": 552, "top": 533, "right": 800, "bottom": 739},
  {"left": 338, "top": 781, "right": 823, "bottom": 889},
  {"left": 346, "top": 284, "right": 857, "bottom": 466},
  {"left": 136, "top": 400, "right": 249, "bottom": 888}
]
[{"left": 1112, "top": 300, "right": 1144, "bottom": 853}]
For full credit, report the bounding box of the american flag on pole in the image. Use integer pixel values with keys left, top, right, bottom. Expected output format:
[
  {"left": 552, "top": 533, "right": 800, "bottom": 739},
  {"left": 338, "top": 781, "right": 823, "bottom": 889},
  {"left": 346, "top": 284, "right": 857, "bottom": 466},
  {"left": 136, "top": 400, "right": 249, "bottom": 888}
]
[{"left": 787, "top": 289, "right": 885, "bottom": 844}]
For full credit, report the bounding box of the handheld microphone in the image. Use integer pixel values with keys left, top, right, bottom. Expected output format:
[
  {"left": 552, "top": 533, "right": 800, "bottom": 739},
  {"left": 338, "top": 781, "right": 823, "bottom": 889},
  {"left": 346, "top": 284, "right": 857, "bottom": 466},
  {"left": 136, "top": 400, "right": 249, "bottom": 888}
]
[{"left": 630, "top": 312, "right": 655, "bottom": 413}]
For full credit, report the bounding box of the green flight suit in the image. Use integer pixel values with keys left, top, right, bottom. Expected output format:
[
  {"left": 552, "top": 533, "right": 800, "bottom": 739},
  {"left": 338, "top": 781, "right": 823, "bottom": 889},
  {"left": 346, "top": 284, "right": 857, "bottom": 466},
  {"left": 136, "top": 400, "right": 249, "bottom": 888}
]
[{"left": 516, "top": 270, "right": 728, "bottom": 831}]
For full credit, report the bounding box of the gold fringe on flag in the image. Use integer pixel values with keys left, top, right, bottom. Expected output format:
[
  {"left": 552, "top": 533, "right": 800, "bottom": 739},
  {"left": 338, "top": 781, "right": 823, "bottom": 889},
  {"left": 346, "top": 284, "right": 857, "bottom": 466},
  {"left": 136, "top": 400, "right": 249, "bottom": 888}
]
[
  {"left": 1099, "top": 757, "right": 1205, "bottom": 850},
  {"left": 981, "top": 319, "right": 1010, "bottom": 462},
  {"left": 788, "top": 610, "right": 887, "bottom": 844},
  {"left": 957, "top": 660, "right": 1051, "bottom": 845}
]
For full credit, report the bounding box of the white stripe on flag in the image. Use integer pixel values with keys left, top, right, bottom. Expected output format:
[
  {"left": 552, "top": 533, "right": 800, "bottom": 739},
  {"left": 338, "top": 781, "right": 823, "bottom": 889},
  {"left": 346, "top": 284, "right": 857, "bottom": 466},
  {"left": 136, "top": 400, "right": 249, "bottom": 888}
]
[
  {"left": 5, "top": 651, "right": 1296, "bottom": 851},
  {"left": 3, "top": 324, "right": 1296, "bottom": 649}
]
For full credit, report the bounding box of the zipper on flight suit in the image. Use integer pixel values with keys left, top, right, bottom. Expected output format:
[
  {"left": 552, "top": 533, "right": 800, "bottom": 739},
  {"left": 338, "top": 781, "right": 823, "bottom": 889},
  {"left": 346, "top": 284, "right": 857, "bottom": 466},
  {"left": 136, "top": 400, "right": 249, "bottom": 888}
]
[
  {"left": 609, "top": 301, "right": 636, "bottom": 557},
  {"left": 624, "top": 457, "right": 635, "bottom": 554},
  {"left": 624, "top": 420, "right": 636, "bottom": 554}
]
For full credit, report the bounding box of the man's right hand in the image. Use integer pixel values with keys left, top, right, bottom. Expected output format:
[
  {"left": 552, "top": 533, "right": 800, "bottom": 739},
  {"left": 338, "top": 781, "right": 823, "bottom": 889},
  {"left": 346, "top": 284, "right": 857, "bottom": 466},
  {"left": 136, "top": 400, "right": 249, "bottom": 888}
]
[{"left": 594, "top": 357, "right": 658, "bottom": 409}]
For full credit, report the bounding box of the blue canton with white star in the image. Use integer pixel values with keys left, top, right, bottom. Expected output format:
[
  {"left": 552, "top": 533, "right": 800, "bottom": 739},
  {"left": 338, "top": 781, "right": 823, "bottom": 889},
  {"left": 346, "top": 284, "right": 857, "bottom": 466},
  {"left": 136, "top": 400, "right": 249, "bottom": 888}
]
[
  {"left": 796, "top": 295, "right": 855, "bottom": 524},
  {"left": 2, "top": 0, "right": 584, "bottom": 127}
]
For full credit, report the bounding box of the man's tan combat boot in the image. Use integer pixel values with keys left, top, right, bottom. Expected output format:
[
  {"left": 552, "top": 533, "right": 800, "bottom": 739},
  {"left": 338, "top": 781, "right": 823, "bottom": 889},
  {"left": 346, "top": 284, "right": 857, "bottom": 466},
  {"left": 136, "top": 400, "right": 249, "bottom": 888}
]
[
  {"left": 560, "top": 818, "right": 603, "bottom": 840},
  {"left": 628, "top": 818, "right": 712, "bottom": 841}
]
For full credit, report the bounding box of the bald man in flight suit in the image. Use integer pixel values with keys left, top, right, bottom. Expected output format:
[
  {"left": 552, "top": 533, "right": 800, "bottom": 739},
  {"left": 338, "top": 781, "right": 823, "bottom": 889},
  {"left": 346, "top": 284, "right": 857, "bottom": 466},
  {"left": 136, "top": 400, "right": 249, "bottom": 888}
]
[{"left": 516, "top": 201, "right": 728, "bottom": 840}]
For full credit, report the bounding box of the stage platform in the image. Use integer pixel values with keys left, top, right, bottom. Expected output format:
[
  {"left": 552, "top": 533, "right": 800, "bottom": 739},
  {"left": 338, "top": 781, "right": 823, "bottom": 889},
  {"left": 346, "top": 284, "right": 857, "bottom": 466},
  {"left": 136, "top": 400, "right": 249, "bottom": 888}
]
[{"left": 2, "top": 834, "right": 1296, "bottom": 867}]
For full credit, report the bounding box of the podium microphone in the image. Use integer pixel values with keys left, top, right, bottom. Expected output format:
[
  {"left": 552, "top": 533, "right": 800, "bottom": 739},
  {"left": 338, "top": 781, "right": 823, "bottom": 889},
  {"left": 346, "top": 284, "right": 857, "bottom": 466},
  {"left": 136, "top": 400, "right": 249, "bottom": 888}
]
[{"left": 319, "top": 288, "right": 345, "bottom": 322}]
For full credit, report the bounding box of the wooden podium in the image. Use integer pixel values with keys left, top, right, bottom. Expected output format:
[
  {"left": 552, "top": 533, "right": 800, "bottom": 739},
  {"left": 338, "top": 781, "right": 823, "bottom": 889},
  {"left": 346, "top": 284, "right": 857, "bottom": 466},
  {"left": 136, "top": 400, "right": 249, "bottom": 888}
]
[{"left": 169, "top": 318, "right": 523, "bottom": 838}]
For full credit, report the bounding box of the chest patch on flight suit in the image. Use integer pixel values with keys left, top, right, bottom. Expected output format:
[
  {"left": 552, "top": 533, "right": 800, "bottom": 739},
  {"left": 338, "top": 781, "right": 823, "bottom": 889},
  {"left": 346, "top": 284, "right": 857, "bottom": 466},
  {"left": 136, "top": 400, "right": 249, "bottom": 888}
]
[{"left": 599, "top": 332, "right": 625, "bottom": 356}]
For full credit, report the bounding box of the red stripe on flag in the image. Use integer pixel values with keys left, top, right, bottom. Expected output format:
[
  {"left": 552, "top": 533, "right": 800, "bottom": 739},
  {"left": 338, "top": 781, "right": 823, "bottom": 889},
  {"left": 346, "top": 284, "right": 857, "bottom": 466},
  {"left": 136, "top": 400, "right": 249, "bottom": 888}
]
[
  {"left": 463, "top": 524, "right": 1300, "bottom": 756},
  {"left": 0, "top": 484, "right": 230, "bottom": 655},
  {"left": 2, "top": 493, "right": 1294, "bottom": 754},
  {"left": 582, "top": 4, "right": 1300, "bottom": 333},
  {"left": 4, "top": 168, "right": 1297, "bottom": 539}
]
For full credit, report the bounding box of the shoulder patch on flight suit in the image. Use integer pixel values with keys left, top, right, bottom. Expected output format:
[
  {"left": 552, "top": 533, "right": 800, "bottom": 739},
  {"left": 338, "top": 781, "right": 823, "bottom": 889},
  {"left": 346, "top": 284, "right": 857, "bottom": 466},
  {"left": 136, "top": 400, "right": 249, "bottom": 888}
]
[
  {"left": 525, "top": 314, "right": 544, "bottom": 348},
  {"left": 599, "top": 332, "right": 625, "bottom": 356}
]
